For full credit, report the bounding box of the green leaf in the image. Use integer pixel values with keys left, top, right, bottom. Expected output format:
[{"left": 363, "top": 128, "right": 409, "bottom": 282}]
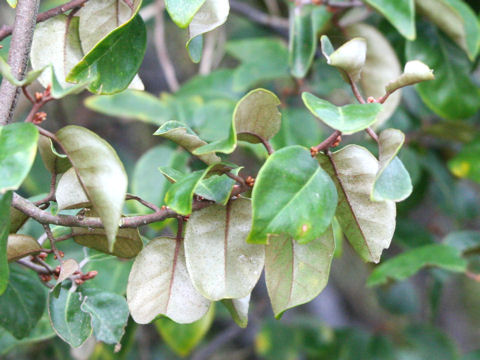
[
  {"left": 345, "top": 23, "right": 402, "bottom": 127},
  {"left": 55, "top": 168, "right": 90, "bottom": 211},
  {"left": 9, "top": 206, "right": 28, "bottom": 234},
  {"left": 367, "top": 244, "right": 467, "bottom": 286},
  {"left": 0, "top": 56, "right": 46, "bottom": 87},
  {"left": 154, "top": 121, "right": 221, "bottom": 165},
  {"left": 265, "top": 227, "right": 334, "bottom": 318},
  {"left": 247, "top": 145, "right": 337, "bottom": 244},
  {"left": 56, "top": 126, "right": 128, "bottom": 252},
  {"left": 37, "top": 135, "right": 71, "bottom": 174},
  {"left": 0, "top": 265, "right": 46, "bottom": 339},
  {"left": 0, "top": 192, "right": 12, "bottom": 295},
  {"left": 385, "top": 60, "right": 435, "bottom": 94},
  {"left": 448, "top": 138, "right": 480, "bottom": 183},
  {"left": 406, "top": 20, "right": 480, "bottom": 120},
  {"left": 176, "top": 69, "right": 239, "bottom": 101},
  {"left": 0, "top": 123, "right": 39, "bottom": 193},
  {"left": 85, "top": 90, "right": 171, "bottom": 125},
  {"left": 415, "top": 0, "right": 480, "bottom": 60},
  {"left": 364, "top": 0, "right": 415, "bottom": 40},
  {"left": 6, "top": 234, "right": 42, "bottom": 262},
  {"left": 226, "top": 38, "right": 290, "bottom": 92},
  {"left": 443, "top": 230, "right": 480, "bottom": 253},
  {"left": 80, "top": 288, "right": 129, "bottom": 345},
  {"left": 187, "top": 35, "right": 203, "bottom": 63},
  {"left": 48, "top": 286, "right": 92, "bottom": 347},
  {"left": 67, "top": 14, "right": 146, "bottom": 94},
  {"left": 318, "top": 145, "right": 396, "bottom": 263},
  {"left": 154, "top": 305, "right": 214, "bottom": 356},
  {"left": 6, "top": 0, "right": 16, "bottom": 8},
  {"left": 30, "top": 15, "right": 84, "bottom": 89},
  {"left": 194, "top": 88, "right": 281, "bottom": 155},
  {"left": 289, "top": 5, "right": 331, "bottom": 78},
  {"left": 221, "top": 295, "right": 250, "bottom": 328},
  {"left": 302, "top": 93, "right": 382, "bottom": 134},
  {"left": 372, "top": 129, "right": 412, "bottom": 202},
  {"left": 166, "top": 0, "right": 206, "bottom": 28},
  {"left": 127, "top": 237, "right": 211, "bottom": 324},
  {"left": 184, "top": 199, "right": 264, "bottom": 300}
]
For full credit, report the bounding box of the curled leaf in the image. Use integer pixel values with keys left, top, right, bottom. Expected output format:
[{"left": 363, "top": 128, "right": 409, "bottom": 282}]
[
  {"left": 386, "top": 60, "right": 435, "bottom": 94},
  {"left": 56, "top": 167, "right": 90, "bottom": 211}
]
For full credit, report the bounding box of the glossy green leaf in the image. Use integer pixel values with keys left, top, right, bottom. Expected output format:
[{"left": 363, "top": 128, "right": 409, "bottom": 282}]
[
  {"left": 154, "top": 305, "right": 214, "bottom": 356},
  {"left": 80, "top": 288, "right": 129, "bottom": 345},
  {"left": 367, "top": 244, "right": 467, "bottom": 286},
  {"left": 364, "top": 0, "right": 415, "bottom": 40},
  {"left": 444, "top": 230, "right": 480, "bottom": 253},
  {"left": 0, "top": 265, "right": 46, "bottom": 339},
  {"left": 85, "top": 90, "right": 171, "bottom": 125},
  {"left": 127, "top": 237, "right": 211, "bottom": 324},
  {"left": 346, "top": 23, "right": 401, "bottom": 127},
  {"left": 221, "top": 295, "right": 250, "bottom": 328},
  {"left": 302, "top": 92, "right": 382, "bottom": 134},
  {"left": 166, "top": 0, "right": 206, "bottom": 28},
  {"left": 265, "top": 227, "right": 334, "bottom": 318},
  {"left": 30, "top": 15, "right": 84, "bottom": 89},
  {"left": 416, "top": 0, "right": 480, "bottom": 60},
  {"left": 248, "top": 146, "right": 337, "bottom": 244},
  {"left": 372, "top": 129, "right": 412, "bottom": 202},
  {"left": 6, "top": 234, "right": 41, "bottom": 262},
  {"left": 56, "top": 168, "right": 90, "bottom": 211},
  {"left": 185, "top": 198, "right": 264, "bottom": 300},
  {"left": 448, "top": 138, "right": 480, "bottom": 183},
  {"left": 154, "top": 121, "right": 221, "bottom": 165},
  {"left": 37, "top": 135, "right": 71, "bottom": 174},
  {"left": 56, "top": 126, "right": 128, "bottom": 252},
  {"left": 226, "top": 38, "right": 290, "bottom": 91},
  {"left": 0, "top": 123, "right": 39, "bottom": 193},
  {"left": 0, "top": 192, "right": 12, "bottom": 295},
  {"left": 48, "top": 286, "right": 92, "bottom": 347},
  {"left": 318, "top": 145, "right": 396, "bottom": 263},
  {"left": 0, "top": 57, "right": 46, "bottom": 87},
  {"left": 67, "top": 14, "right": 146, "bottom": 94},
  {"left": 385, "top": 60, "right": 435, "bottom": 94},
  {"left": 406, "top": 21, "right": 480, "bottom": 119},
  {"left": 187, "top": 0, "right": 229, "bottom": 50}
]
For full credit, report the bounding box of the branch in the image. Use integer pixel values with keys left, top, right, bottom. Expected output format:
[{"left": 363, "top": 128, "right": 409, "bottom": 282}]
[
  {"left": 310, "top": 130, "right": 342, "bottom": 155},
  {"left": 347, "top": 74, "right": 365, "bottom": 104},
  {"left": 0, "top": 0, "right": 39, "bottom": 125}
]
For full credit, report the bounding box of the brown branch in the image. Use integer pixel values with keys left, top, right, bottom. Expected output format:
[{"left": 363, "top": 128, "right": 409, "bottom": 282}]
[
  {"left": 310, "top": 130, "right": 342, "bottom": 155},
  {"left": 0, "top": 0, "right": 40, "bottom": 125},
  {"left": 16, "top": 258, "right": 51, "bottom": 274},
  {"left": 365, "top": 127, "right": 379, "bottom": 143},
  {"left": 33, "top": 172, "right": 57, "bottom": 206},
  {"left": 238, "top": 132, "right": 275, "bottom": 156},
  {"left": 126, "top": 194, "right": 161, "bottom": 213},
  {"left": 347, "top": 74, "right": 365, "bottom": 104}
]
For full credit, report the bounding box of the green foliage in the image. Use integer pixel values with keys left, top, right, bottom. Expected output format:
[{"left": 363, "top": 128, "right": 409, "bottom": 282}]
[
  {"left": 0, "top": 192, "right": 12, "bottom": 294},
  {"left": 364, "top": 0, "right": 415, "bottom": 40}
]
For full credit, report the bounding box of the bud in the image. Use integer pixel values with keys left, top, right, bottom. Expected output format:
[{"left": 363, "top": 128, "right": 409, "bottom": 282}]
[{"left": 385, "top": 60, "right": 434, "bottom": 94}]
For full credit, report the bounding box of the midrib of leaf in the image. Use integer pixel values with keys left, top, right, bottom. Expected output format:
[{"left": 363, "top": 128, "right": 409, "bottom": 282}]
[
  {"left": 326, "top": 153, "right": 374, "bottom": 259},
  {"left": 165, "top": 239, "right": 181, "bottom": 313}
]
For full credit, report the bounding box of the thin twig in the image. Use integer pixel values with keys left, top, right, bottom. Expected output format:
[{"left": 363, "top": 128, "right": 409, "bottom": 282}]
[
  {"left": 230, "top": 0, "right": 289, "bottom": 33},
  {"left": 16, "top": 258, "right": 50, "bottom": 274},
  {"left": 239, "top": 131, "right": 275, "bottom": 155},
  {"left": 365, "top": 127, "right": 379, "bottom": 143},
  {"left": 199, "top": 30, "right": 218, "bottom": 75},
  {"left": 42, "top": 224, "right": 63, "bottom": 263},
  {"left": 310, "top": 130, "right": 342, "bottom": 155},
  {"left": 126, "top": 194, "right": 161, "bottom": 213},
  {"left": 34, "top": 173, "right": 57, "bottom": 206},
  {"left": 347, "top": 74, "right": 365, "bottom": 104}
]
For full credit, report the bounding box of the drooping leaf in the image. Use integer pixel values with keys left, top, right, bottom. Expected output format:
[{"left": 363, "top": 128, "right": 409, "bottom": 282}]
[
  {"left": 80, "top": 288, "right": 129, "bottom": 345},
  {"left": 221, "top": 295, "right": 250, "bottom": 328},
  {"left": 55, "top": 167, "right": 90, "bottom": 211},
  {"left": 56, "top": 126, "right": 128, "bottom": 252},
  {"left": 187, "top": 0, "right": 229, "bottom": 56},
  {"left": 415, "top": 0, "right": 480, "bottom": 60},
  {"left": 85, "top": 90, "right": 171, "bottom": 125},
  {"left": 364, "top": 0, "right": 415, "bottom": 40},
  {"left": 448, "top": 138, "right": 480, "bottom": 183},
  {"left": 0, "top": 123, "right": 39, "bottom": 193},
  {"left": 6, "top": 234, "right": 42, "bottom": 261},
  {"left": 345, "top": 23, "right": 402, "bottom": 127},
  {"left": 406, "top": 20, "right": 480, "bottom": 120},
  {"left": 248, "top": 145, "right": 337, "bottom": 244},
  {"left": 67, "top": 14, "right": 147, "bottom": 94},
  {"left": 385, "top": 60, "right": 435, "bottom": 94},
  {"left": 318, "top": 145, "right": 396, "bottom": 263},
  {"left": 154, "top": 121, "right": 221, "bottom": 165},
  {"left": 0, "top": 192, "right": 12, "bottom": 294},
  {"left": 302, "top": 92, "right": 382, "bottom": 134},
  {"left": 166, "top": 0, "right": 206, "bottom": 28},
  {"left": 127, "top": 237, "right": 211, "bottom": 324},
  {"left": 48, "top": 286, "right": 92, "bottom": 347},
  {"left": 367, "top": 244, "right": 467, "bottom": 286},
  {"left": 0, "top": 57, "right": 46, "bottom": 87},
  {"left": 184, "top": 199, "right": 264, "bottom": 300},
  {"left": 265, "top": 227, "right": 335, "bottom": 318},
  {"left": 372, "top": 129, "right": 412, "bottom": 202},
  {"left": 37, "top": 135, "right": 71, "bottom": 174},
  {"left": 30, "top": 15, "right": 84, "bottom": 89},
  {"left": 154, "top": 305, "right": 214, "bottom": 357},
  {"left": 0, "top": 265, "right": 46, "bottom": 339}
]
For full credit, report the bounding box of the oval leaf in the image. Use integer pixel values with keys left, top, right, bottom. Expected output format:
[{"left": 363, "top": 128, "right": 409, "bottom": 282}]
[
  {"left": 302, "top": 92, "right": 382, "bottom": 134},
  {"left": 56, "top": 167, "right": 90, "bottom": 211},
  {"left": 364, "top": 0, "right": 415, "bottom": 40},
  {"left": 318, "top": 145, "right": 396, "bottom": 263},
  {"left": 247, "top": 145, "right": 337, "bottom": 244},
  {"left": 56, "top": 126, "right": 128, "bottom": 252},
  {"left": 184, "top": 199, "right": 264, "bottom": 300},
  {"left": 7, "top": 234, "right": 42, "bottom": 262},
  {"left": 265, "top": 228, "right": 334, "bottom": 318},
  {"left": 127, "top": 237, "right": 211, "bottom": 324}
]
